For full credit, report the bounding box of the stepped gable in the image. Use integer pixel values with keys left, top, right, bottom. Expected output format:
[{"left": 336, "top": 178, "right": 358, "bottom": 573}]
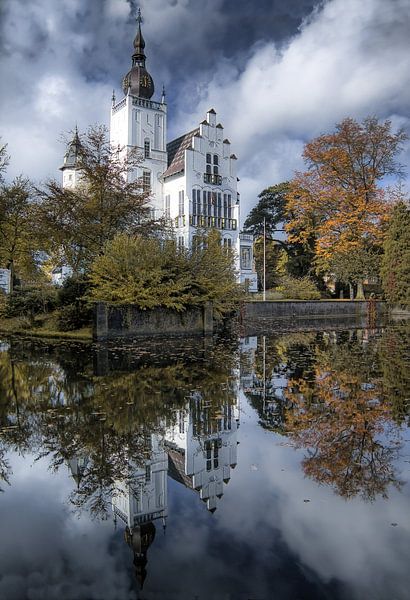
[
  {"left": 163, "top": 127, "right": 199, "bottom": 178},
  {"left": 167, "top": 447, "right": 194, "bottom": 490}
]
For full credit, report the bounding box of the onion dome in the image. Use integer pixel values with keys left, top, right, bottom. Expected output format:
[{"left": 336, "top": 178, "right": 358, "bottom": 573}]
[{"left": 122, "top": 9, "right": 154, "bottom": 99}]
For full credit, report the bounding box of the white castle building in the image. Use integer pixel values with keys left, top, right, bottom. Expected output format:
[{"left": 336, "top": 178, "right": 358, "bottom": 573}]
[{"left": 60, "top": 11, "right": 257, "bottom": 291}]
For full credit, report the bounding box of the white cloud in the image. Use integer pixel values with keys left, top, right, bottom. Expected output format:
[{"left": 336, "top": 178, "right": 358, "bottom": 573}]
[
  {"left": 169, "top": 0, "right": 410, "bottom": 219},
  {"left": 0, "top": 0, "right": 409, "bottom": 223}
]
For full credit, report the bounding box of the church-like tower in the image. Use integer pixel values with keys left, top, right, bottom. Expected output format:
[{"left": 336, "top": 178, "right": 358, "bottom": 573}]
[
  {"left": 60, "top": 126, "right": 82, "bottom": 189},
  {"left": 110, "top": 9, "right": 167, "bottom": 217}
]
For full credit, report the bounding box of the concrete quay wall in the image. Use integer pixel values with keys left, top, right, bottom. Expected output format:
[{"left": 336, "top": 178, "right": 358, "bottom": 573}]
[{"left": 243, "top": 300, "right": 386, "bottom": 320}]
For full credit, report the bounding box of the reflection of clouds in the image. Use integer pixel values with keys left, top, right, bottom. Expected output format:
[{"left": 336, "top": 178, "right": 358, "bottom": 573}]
[
  {"left": 1, "top": 398, "right": 409, "bottom": 599},
  {"left": 0, "top": 455, "right": 134, "bottom": 600},
  {"left": 215, "top": 392, "right": 410, "bottom": 600}
]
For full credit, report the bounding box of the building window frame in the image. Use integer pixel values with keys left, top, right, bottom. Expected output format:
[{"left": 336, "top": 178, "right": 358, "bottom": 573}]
[{"left": 144, "top": 139, "right": 150, "bottom": 158}]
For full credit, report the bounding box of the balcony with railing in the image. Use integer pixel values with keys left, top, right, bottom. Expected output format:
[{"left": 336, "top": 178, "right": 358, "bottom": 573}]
[
  {"left": 203, "top": 173, "right": 222, "bottom": 185},
  {"left": 189, "top": 215, "right": 237, "bottom": 230}
]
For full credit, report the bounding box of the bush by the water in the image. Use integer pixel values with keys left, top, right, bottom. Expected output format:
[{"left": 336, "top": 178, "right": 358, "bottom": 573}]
[
  {"left": 88, "top": 231, "right": 240, "bottom": 317},
  {"left": 57, "top": 276, "right": 92, "bottom": 330},
  {"left": 5, "top": 286, "right": 58, "bottom": 319},
  {"left": 276, "top": 276, "right": 321, "bottom": 300}
]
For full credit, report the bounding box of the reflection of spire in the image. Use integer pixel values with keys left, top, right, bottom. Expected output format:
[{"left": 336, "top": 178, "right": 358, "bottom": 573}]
[
  {"left": 125, "top": 522, "right": 156, "bottom": 589},
  {"left": 112, "top": 434, "right": 168, "bottom": 590}
]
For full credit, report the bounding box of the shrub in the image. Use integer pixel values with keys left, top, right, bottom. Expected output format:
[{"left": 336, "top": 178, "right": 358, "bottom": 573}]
[
  {"left": 276, "top": 276, "right": 321, "bottom": 300},
  {"left": 57, "top": 275, "right": 91, "bottom": 307},
  {"left": 57, "top": 303, "right": 92, "bottom": 331},
  {"left": 5, "top": 286, "right": 58, "bottom": 319}
]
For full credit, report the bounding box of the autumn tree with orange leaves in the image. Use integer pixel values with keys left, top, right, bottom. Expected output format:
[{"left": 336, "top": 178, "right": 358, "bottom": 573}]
[{"left": 285, "top": 117, "right": 407, "bottom": 297}]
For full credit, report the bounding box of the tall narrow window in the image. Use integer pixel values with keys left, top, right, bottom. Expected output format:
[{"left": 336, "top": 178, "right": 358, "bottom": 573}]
[
  {"left": 227, "top": 194, "right": 232, "bottom": 218},
  {"left": 203, "top": 190, "right": 207, "bottom": 216},
  {"left": 192, "top": 189, "right": 196, "bottom": 215},
  {"left": 143, "top": 170, "right": 151, "bottom": 192},
  {"left": 178, "top": 190, "right": 184, "bottom": 216},
  {"left": 144, "top": 139, "right": 150, "bottom": 158},
  {"left": 213, "top": 154, "right": 219, "bottom": 175},
  {"left": 217, "top": 192, "right": 222, "bottom": 217},
  {"left": 223, "top": 193, "right": 228, "bottom": 218},
  {"left": 164, "top": 194, "right": 170, "bottom": 218},
  {"left": 145, "top": 465, "right": 151, "bottom": 482}
]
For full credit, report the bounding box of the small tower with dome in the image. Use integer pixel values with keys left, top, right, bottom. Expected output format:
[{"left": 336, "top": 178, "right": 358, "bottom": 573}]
[{"left": 60, "top": 126, "right": 82, "bottom": 190}]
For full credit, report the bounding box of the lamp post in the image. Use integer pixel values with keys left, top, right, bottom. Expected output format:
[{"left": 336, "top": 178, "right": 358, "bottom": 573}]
[{"left": 263, "top": 217, "right": 266, "bottom": 301}]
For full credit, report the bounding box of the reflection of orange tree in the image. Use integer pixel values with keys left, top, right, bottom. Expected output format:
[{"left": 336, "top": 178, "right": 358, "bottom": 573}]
[{"left": 284, "top": 340, "right": 403, "bottom": 501}]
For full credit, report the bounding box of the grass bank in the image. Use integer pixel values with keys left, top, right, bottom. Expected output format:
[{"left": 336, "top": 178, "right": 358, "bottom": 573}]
[{"left": 0, "top": 313, "right": 92, "bottom": 341}]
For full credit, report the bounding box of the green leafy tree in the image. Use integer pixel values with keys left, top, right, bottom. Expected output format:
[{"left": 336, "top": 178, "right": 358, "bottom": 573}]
[
  {"left": 37, "top": 125, "right": 164, "bottom": 274},
  {"left": 331, "top": 245, "right": 382, "bottom": 299},
  {"left": 243, "top": 182, "right": 288, "bottom": 237},
  {"left": 0, "top": 139, "right": 9, "bottom": 182},
  {"left": 244, "top": 181, "right": 317, "bottom": 282},
  {"left": 381, "top": 202, "right": 410, "bottom": 306},
  {"left": 0, "top": 176, "right": 40, "bottom": 288},
  {"left": 188, "top": 229, "right": 240, "bottom": 316}
]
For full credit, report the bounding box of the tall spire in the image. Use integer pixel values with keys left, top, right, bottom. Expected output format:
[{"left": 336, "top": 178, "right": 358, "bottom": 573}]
[
  {"left": 122, "top": 8, "right": 154, "bottom": 99},
  {"left": 132, "top": 8, "right": 146, "bottom": 67}
]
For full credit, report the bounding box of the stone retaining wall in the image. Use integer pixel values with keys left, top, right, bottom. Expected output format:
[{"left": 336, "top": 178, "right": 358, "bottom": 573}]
[
  {"left": 94, "top": 302, "right": 214, "bottom": 340},
  {"left": 243, "top": 300, "right": 386, "bottom": 319}
]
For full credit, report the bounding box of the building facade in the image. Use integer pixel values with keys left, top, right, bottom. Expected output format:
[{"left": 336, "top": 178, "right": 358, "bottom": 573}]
[{"left": 61, "top": 11, "right": 258, "bottom": 291}]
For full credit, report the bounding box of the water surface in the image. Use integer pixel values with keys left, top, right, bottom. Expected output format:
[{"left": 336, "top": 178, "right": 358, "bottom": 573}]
[{"left": 0, "top": 324, "right": 409, "bottom": 600}]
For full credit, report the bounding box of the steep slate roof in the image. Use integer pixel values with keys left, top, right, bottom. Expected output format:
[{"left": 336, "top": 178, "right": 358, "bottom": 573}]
[{"left": 163, "top": 127, "right": 199, "bottom": 178}]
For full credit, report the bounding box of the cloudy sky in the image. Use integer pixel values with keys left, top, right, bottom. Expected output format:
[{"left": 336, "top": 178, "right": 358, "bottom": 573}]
[{"left": 1, "top": 0, "right": 410, "bottom": 221}]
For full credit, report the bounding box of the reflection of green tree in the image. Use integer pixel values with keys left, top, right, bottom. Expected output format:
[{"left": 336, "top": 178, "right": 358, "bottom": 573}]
[
  {"left": 243, "top": 332, "right": 317, "bottom": 433},
  {"left": 379, "top": 322, "right": 410, "bottom": 425},
  {"left": 0, "top": 336, "right": 239, "bottom": 516}
]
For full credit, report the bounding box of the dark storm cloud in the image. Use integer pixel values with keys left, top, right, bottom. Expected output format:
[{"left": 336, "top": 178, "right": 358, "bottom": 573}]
[{"left": 0, "top": 0, "right": 409, "bottom": 219}]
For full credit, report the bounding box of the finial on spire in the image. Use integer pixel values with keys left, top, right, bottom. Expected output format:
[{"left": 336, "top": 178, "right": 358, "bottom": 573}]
[
  {"left": 111, "top": 89, "right": 116, "bottom": 105},
  {"left": 161, "top": 84, "right": 166, "bottom": 103},
  {"left": 137, "top": 7, "right": 142, "bottom": 24}
]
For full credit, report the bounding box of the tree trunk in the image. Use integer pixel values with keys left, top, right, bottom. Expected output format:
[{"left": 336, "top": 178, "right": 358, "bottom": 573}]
[
  {"left": 356, "top": 280, "right": 365, "bottom": 300},
  {"left": 349, "top": 282, "right": 354, "bottom": 300}
]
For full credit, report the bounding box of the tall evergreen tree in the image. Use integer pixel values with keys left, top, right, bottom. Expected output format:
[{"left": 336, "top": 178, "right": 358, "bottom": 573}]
[
  {"left": 381, "top": 202, "right": 410, "bottom": 306},
  {"left": 243, "top": 182, "right": 288, "bottom": 238}
]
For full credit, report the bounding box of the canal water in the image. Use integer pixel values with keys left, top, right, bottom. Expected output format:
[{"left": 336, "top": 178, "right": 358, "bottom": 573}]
[{"left": 0, "top": 323, "right": 409, "bottom": 600}]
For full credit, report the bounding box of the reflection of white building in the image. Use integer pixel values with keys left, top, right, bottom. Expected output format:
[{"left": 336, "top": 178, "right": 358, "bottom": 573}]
[
  {"left": 165, "top": 393, "right": 239, "bottom": 512},
  {"left": 111, "top": 434, "right": 168, "bottom": 589},
  {"left": 60, "top": 11, "right": 257, "bottom": 291},
  {"left": 112, "top": 434, "right": 168, "bottom": 528}
]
